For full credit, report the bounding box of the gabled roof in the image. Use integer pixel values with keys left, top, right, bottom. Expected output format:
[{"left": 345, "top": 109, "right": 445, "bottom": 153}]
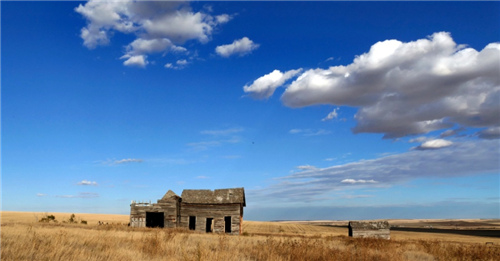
[
  {"left": 161, "top": 190, "right": 180, "bottom": 200},
  {"left": 181, "top": 187, "right": 245, "bottom": 206}
]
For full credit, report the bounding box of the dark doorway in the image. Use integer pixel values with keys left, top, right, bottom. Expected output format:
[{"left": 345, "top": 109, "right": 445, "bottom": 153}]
[
  {"left": 146, "top": 212, "right": 164, "bottom": 228},
  {"left": 189, "top": 216, "right": 196, "bottom": 230},
  {"left": 224, "top": 216, "right": 231, "bottom": 233},
  {"left": 206, "top": 218, "right": 213, "bottom": 233}
]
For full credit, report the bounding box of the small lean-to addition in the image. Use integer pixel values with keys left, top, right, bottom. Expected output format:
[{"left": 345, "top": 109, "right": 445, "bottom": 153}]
[{"left": 130, "top": 188, "right": 245, "bottom": 235}]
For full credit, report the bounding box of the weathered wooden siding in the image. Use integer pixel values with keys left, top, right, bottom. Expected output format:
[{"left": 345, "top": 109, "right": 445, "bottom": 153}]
[
  {"left": 130, "top": 197, "right": 179, "bottom": 228},
  {"left": 348, "top": 221, "right": 390, "bottom": 240},
  {"left": 158, "top": 197, "right": 180, "bottom": 228},
  {"left": 179, "top": 203, "right": 242, "bottom": 235}
]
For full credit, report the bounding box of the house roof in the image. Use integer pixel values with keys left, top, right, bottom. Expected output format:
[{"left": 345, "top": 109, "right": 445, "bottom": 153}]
[
  {"left": 161, "top": 190, "right": 180, "bottom": 200},
  {"left": 181, "top": 187, "right": 245, "bottom": 206}
]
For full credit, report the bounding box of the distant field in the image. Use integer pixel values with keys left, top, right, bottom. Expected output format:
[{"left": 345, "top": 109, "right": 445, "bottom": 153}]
[{"left": 2, "top": 211, "right": 500, "bottom": 260}]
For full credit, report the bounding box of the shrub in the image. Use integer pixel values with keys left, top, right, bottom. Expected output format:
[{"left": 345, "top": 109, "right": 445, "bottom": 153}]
[{"left": 39, "top": 214, "right": 56, "bottom": 223}]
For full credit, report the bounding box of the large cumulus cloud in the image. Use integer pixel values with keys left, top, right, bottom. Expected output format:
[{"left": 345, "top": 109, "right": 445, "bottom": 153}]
[
  {"left": 245, "top": 32, "right": 500, "bottom": 138},
  {"left": 76, "top": 0, "right": 230, "bottom": 67}
]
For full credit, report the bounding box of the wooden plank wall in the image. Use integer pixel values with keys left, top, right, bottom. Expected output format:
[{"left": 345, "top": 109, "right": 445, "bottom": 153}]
[
  {"left": 179, "top": 203, "right": 242, "bottom": 235},
  {"left": 130, "top": 198, "right": 178, "bottom": 228}
]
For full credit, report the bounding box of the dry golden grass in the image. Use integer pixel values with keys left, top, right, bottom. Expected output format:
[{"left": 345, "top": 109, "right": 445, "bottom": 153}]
[{"left": 2, "top": 212, "right": 499, "bottom": 261}]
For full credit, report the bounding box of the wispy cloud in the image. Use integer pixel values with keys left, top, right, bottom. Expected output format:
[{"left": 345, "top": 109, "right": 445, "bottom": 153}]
[
  {"left": 201, "top": 127, "right": 244, "bottom": 136},
  {"left": 77, "top": 180, "right": 98, "bottom": 186},
  {"left": 115, "top": 158, "right": 143, "bottom": 164},
  {"left": 341, "top": 179, "right": 377, "bottom": 184},
  {"left": 36, "top": 193, "right": 47, "bottom": 197},
  {"left": 254, "top": 139, "right": 498, "bottom": 202},
  {"left": 196, "top": 175, "right": 209, "bottom": 179},
  {"left": 99, "top": 158, "right": 144, "bottom": 165},
  {"left": 165, "top": 59, "right": 190, "bottom": 70},
  {"left": 322, "top": 108, "right": 339, "bottom": 121},
  {"left": 188, "top": 127, "right": 243, "bottom": 151},
  {"left": 296, "top": 165, "right": 318, "bottom": 171},
  {"left": 289, "top": 128, "right": 331, "bottom": 136},
  {"left": 56, "top": 192, "right": 99, "bottom": 199}
]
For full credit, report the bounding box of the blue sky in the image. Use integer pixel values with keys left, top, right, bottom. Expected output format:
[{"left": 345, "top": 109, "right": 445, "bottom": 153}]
[{"left": 2, "top": 1, "right": 499, "bottom": 221}]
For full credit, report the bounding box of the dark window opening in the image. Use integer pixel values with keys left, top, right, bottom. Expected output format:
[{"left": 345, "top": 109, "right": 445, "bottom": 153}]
[
  {"left": 206, "top": 218, "right": 213, "bottom": 233},
  {"left": 146, "top": 212, "right": 164, "bottom": 228},
  {"left": 189, "top": 216, "right": 196, "bottom": 230},
  {"left": 224, "top": 216, "right": 231, "bottom": 233}
]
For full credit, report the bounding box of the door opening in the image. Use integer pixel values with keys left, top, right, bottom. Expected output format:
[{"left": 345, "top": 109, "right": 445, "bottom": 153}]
[
  {"left": 189, "top": 216, "right": 196, "bottom": 230},
  {"left": 224, "top": 216, "right": 231, "bottom": 233},
  {"left": 206, "top": 218, "right": 213, "bottom": 233},
  {"left": 146, "top": 212, "right": 164, "bottom": 228}
]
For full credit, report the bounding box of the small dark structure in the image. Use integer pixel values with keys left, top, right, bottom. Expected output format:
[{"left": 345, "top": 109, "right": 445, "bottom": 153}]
[
  {"left": 348, "top": 221, "right": 390, "bottom": 239},
  {"left": 130, "top": 188, "right": 245, "bottom": 235}
]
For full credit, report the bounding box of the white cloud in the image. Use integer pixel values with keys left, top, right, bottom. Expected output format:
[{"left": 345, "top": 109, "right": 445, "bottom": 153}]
[
  {"left": 247, "top": 32, "right": 500, "bottom": 139},
  {"left": 100, "top": 158, "right": 143, "bottom": 165},
  {"left": 215, "top": 14, "right": 232, "bottom": 24},
  {"left": 288, "top": 128, "right": 331, "bottom": 136},
  {"left": 243, "top": 69, "right": 303, "bottom": 99},
  {"left": 125, "top": 38, "right": 173, "bottom": 56},
  {"left": 76, "top": 0, "right": 230, "bottom": 66},
  {"left": 322, "top": 108, "right": 338, "bottom": 121},
  {"left": 296, "top": 165, "right": 318, "bottom": 170},
  {"left": 121, "top": 55, "right": 148, "bottom": 67},
  {"left": 196, "top": 176, "right": 209, "bottom": 179},
  {"left": 200, "top": 127, "right": 244, "bottom": 136},
  {"left": 177, "top": 59, "right": 188, "bottom": 65},
  {"left": 77, "top": 180, "right": 98, "bottom": 186},
  {"left": 215, "top": 37, "right": 259, "bottom": 57},
  {"left": 341, "top": 179, "right": 377, "bottom": 184},
  {"left": 56, "top": 192, "right": 99, "bottom": 199},
  {"left": 409, "top": 136, "right": 431, "bottom": 143},
  {"left": 114, "top": 158, "right": 143, "bottom": 164},
  {"left": 165, "top": 59, "right": 189, "bottom": 69},
  {"left": 170, "top": 46, "right": 188, "bottom": 53},
  {"left": 36, "top": 193, "right": 47, "bottom": 197},
  {"left": 257, "top": 139, "right": 498, "bottom": 202},
  {"left": 414, "top": 139, "right": 453, "bottom": 150}
]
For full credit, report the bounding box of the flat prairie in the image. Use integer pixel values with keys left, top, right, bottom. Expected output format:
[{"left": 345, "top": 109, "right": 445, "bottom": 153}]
[{"left": 2, "top": 211, "right": 499, "bottom": 261}]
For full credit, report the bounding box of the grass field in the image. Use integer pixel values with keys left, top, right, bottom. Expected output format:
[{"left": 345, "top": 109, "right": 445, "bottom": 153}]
[{"left": 2, "top": 211, "right": 499, "bottom": 260}]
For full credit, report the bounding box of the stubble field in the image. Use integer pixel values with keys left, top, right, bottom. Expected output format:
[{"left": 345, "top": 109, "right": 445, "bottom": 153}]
[{"left": 1, "top": 211, "right": 499, "bottom": 261}]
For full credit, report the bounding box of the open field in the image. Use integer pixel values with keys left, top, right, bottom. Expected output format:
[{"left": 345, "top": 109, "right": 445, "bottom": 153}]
[{"left": 2, "top": 211, "right": 500, "bottom": 260}]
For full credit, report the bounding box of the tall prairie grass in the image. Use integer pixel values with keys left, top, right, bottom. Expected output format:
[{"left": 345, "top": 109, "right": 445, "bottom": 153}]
[{"left": 2, "top": 221, "right": 499, "bottom": 261}]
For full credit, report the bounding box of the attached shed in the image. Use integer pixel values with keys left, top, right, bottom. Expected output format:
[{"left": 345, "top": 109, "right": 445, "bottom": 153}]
[
  {"left": 130, "top": 188, "right": 245, "bottom": 235},
  {"left": 348, "top": 221, "right": 390, "bottom": 239}
]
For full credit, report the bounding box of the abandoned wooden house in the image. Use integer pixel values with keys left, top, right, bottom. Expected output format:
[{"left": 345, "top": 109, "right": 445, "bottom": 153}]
[
  {"left": 130, "top": 187, "right": 245, "bottom": 235},
  {"left": 348, "top": 221, "right": 390, "bottom": 239}
]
